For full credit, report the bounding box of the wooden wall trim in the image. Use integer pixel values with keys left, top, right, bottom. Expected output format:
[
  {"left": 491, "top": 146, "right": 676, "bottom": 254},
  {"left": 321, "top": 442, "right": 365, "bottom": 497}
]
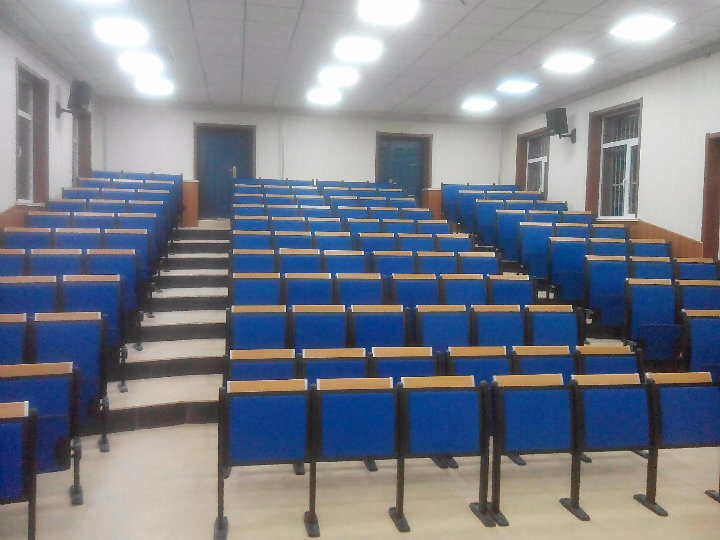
[
  {"left": 0, "top": 206, "right": 30, "bottom": 227},
  {"left": 609, "top": 219, "right": 703, "bottom": 258}
]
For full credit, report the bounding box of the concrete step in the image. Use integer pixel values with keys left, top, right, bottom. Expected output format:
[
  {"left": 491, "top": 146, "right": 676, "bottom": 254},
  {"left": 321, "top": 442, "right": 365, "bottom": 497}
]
[
  {"left": 151, "top": 287, "right": 229, "bottom": 311},
  {"left": 174, "top": 227, "right": 230, "bottom": 241},
  {"left": 107, "top": 374, "right": 221, "bottom": 431},
  {"left": 167, "top": 252, "right": 229, "bottom": 270},
  {"left": 156, "top": 269, "right": 229, "bottom": 289},
  {"left": 123, "top": 338, "right": 226, "bottom": 379},
  {"left": 141, "top": 310, "right": 226, "bottom": 341},
  {"left": 172, "top": 239, "right": 229, "bottom": 254}
]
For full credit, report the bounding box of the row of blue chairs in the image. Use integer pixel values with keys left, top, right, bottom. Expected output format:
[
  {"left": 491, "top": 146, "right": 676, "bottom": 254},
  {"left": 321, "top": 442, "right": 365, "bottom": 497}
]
[
  {"left": 235, "top": 193, "right": 417, "bottom": 208},
  {"left": 232, "top": 232, "right": 473, "bottom": 253},
  {"left": 88, "top": 170, "right": 182, "bottom": 219},
  {"left": 227, "top": 344, "right": 638, "bottom": 386},
  {"left": 231, "top": 272, "right": 533, "bottom": 307},
  {"left": 235, "top": 178, "right": 396, "bottom": 190},
  {"left": 214, "top": 372, "right": 720, "bottom": 537},
  {"left": 234, "top": 205, "right": 435, "bottom": 221},
  {"left": 233, "top": 215, "right": 444, "bottom": 232},
  {"left": 228, "top": 303, "right": 578, "bottom": 352}
]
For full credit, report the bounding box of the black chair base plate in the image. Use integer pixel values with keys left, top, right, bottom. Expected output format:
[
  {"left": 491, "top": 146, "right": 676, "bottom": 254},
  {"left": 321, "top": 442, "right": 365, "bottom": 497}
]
[
  {"left": 705, "top": 490, "right": 720, "bottom": 503},
  {"left": 98, "top": 435, "right": 110, "bottom": 453},
  {"left": 469, "top": 502, "right": 496, "bottom": 527},
  {"left": 223, "top": 466, "right": 231, "bottom": 480},
  {"left": 445, "top": 457, "right": 459, "bottom": 469},
  {"left": 388, "top": 506, "right": 410, "bottom": 532},
  {"left": 70, "top": 485, "right": 83, "bottom": 506},
  {"left": 293, "top": 462, "right": 306, "bottom": 476},
  {"left": 213, "top": 516, "right": 228, "bottom": 540},
  {"left": 487, "top": 506, "right": 508, "bottom": 527},
  {"left": 430, "top": 456, "right": 447, "bottom": 469},
  {"left": 118, "top": 382, "right": 128, "bottom": 393},
  {"left": 133, "top": 342, "right": 144, "bottom": 351},
  {"left": 632, "top": 449, "right": 650, "bottom": 460},
  {"left": 580, "top": 453, "right": 592, "bottom": 463},
  {"left": 633, "top": 494, "right": 668, "bottom": 516},
  {"left": 506, "top": 453, "right": 526, "bottom": 466},
  {"left": 304, "top": 511, "right": 320, "bottom": 538},
  {"left": 559, "top": 498, "right": 590, "bottom": 521},
  {"left": 363, "top": 459, "right": 378, "bottom": 472}
]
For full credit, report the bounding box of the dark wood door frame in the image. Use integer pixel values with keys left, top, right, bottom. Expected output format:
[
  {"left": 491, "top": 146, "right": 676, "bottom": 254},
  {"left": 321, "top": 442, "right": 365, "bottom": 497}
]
[
  {"left": 193, "top": 123, "right": 257, "bottom": 181},
  {"left": 515, "top": 127, "right": 548, "bottom": 190},
  {"left": 702, "top": 132, "right": 720, "bottom": 257},
  {"left": 375, "top": 132, "right": 432, "bottom": 189}
]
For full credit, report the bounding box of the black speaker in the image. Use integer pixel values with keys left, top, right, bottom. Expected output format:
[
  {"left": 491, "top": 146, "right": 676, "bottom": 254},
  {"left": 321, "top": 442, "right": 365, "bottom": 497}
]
[
  {"left": 546, "top": 108, "right": 568, "bottom": 135},
  {"left": 67, "top": 80, "right": 91, "bottom": 112}
]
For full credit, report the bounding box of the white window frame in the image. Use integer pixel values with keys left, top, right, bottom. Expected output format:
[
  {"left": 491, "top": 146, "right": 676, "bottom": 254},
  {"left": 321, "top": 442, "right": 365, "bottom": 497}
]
[
  {"left": 598, "top": 111, "right": 640, "bottom": 219},
  {"left": 16, "top": 70, "right": 34, "bottom": 205},
  {"left": 526, "top": 134, "right": 549, "bottom": 194}
]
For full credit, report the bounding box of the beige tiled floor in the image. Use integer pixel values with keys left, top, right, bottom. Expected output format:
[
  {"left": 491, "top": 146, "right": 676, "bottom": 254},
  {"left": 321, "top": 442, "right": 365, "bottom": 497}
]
[
  {"left": 141, "top": 310, "right": 226, "bottom": 326},
  {"left": 126, "top": 339, "right": 225, "bottom": 363},
  {"left": 0, "top": 425, "right": 717, "bottom": 539},
  {"left": 107, "top": 374, "right": 223, "bottom": 408}
]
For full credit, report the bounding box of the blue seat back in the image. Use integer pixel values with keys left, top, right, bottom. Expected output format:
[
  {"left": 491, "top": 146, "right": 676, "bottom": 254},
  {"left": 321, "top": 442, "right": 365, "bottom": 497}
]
[
  {"left": 307, "top": 217, "right": 341, "bottom": 232},
  {"left": 73, "top": 212, "right": 116, "bottom": 229},
  {"left": 275, "top": 232, "right": 313, "bottom": 250},
  {"left": 436, "top": 233, "right": 472, "bottom": 253},
  {"left": 630, "top": 257, "right": 673, "bottom": 279},
  {"left": 417, "top": 252, "right": 457, "bottom": 274},
  {"left": 458, "top": 252, "right": 499, "bottom": 275},
  {"left": 336, "top": 274, "right": 383, "bottom": 306},
  {"left": 285, "top": 274, "right": 333, "bottom": 305},
  {"left": 449, "top": 347, "right": 511, "bottom": 383},
  {"left": 441, "top": 183, "right": 467, "bottom": 222},
  {"left": 393, "top": 275, "right": 438, "bottom": 307},
  {"left": 301, "top": 349, "right": 366, "bottom": 385},
  {"left": 63, "top": 187, "right": 99, "bottom": 200},
  {"left": 496, "top": 210, "right": 527, "bottom": 262},
  {"left": 229, "top": 349, "right": 296, "bottom": 381},
  {"left": 475, "top": 200, "right": 504, "bottom": 244},
  {"left": 0, "top": 277, "right": 57, "bottom": 314},
  {"left": 685, "top": 313, "right": 720, "bottom": 372},
  {"left": 416, "top": 220, "right": 450, "bottom": 235},
  {"left": 589, "top": 238, "right": 628, "bottom": 256},
  {"left": 314, "top": 232, "right": 352, "bottom": 251},
  {"left": 654, "top": 380, "right": 720, "bottom": 448},
  {"left": 27, "top": 212, "right": 72, "bottom": 228},
  {"left": 358, "top": 233, "right": 397, "bottom": 253},
  {"left": 591, "top": 224, "right": 627, "bottom": 239},
  {"left": 232, "top": 231, "right": 273, "bottom": 250},
  {"left": 48, "top": 199, "right": 87, "bottom": 213},
  {"left": 373, "top": 251, "right": 414, "bottom": 276},
  {"left": 279, "top": 249, "right": 321, "bottom": 273},
  {"left": 549, "top": 238, "right": 588, "bottom": 303},
  {"left": 586, "top": 256, "right": 628, "bottom": 328},
  {"left": 293, "top": 306, "right": 347, "bottom": 351},
  {"left": 28, "top": 249, "right": 83, "bottom": 277},
  {"left": 488, "top": 275, "right": 533, "bottom": 308},
  {"left": 87, "top": 250, "right": 139, "bottom": 315},
  {"left": 88, "top": 200, "right": 126, "bottom": 214},
  {"left": 233, "top": 204, "right": 266, "bottom": 216},
  {"left": 561, "top": 211, "right": 593, "bottom": 224},
  {"left": 351, "top": 306, "right": 405, "bottom": 349},
  {"left": 373, "top": 347, "right": 434, "bottom": 383},
  {"left": 2, "top": 228, "right": 52, "bottom": 249},
  {"left": 458, "top": 190, "right": 486, "bottom": 231},
  {"left": 527, "top": 211, "right": 560, "bottom": 224},
  {"left": 526, "top": 306, "right": 579, "bottom": 346},
  {"left": 513, "top": 346, "right": 575, "bottom": 383},
  {"left": 535, "top": 201, "right": 567, "bottom": 213},
  {"left": 271, "top": 217, "right": 306, "bottom": 232},
  {"left": 627, "top": 279, "right": 679, "bottom": 361},
  {"left": 324, "top": 251, "right": 365, "bottom": 274},
  {"left": 61, "top": 276, "right": 122, "bottom": 348},
  {"left": 266, "top": 205, "right": 299, "bottom": 218},
  {"left": 675, "top": 259, "right": 719, "bottom": 280},
  {"left": 383, "top": 220, "right": 416, "bottom": 235},
  {"left": 230, "top": 306, "right": 288, "bottom": 350},
  {"left": 440, "top": 275, "right": 486, "bottom": 307},
  {"left": 232, "top": 273, "right": 281, "bottom": 305},
  {"left": 0, "top": 404, "right": 30, "bottom": 500},
  {"left": 347, "top": 219, "right": 381, "bottom": 235},
  {"left": 303, "top": 209, "right": 335, "bottom": 220},
  {"left": 104, "top": 230, "right": 151, "bottom": 284},
  {"left": 0, "top": 249, "right": 26, "bottom": 276},
  {"left": 554, "top": 223, "right": 590, "bottom": 238},
  {"left": 630, "top": 240, "right": 670, "bottom": 257},
  {"left": 519, "top": 222, "right": 553, "bottom": 279},
  {"left": 417, "top": 307, "right": 469, "bottom": 353},
  {"left": 473, "top": 306, "right": 524, "bottom": 348},
  {"left": 337, "top": 207, "right": 368, "bottom": 220},
  {"left": 55, "top": 228, "right": 101, "bottom": 250},
  {"left": 232, "top": 249, "right": 276, "bottom": 273},
  {"left": 233, "top": 216, "right": 270, "bottom": 231},
  {"left": 677, "top": 280, "right": 720, "bottom": 310},
  {"left": 576, "top": 346, "right": 638, "bottom": 375},
  {"left": 0, "top": 314, "right": 27, "bottom": 364}
]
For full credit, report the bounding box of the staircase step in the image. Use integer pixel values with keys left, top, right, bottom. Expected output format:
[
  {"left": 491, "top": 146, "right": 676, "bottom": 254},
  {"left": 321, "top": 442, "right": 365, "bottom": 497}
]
[
  {"left": 141, "top": 310, "right": 226, "bottom": 341},
  {"left": 152, "top": 287, "right": 229, "bottom": 311},
  {"left": 156, "top": 269, "right": 229, "bottom": 288},
  {"left": 172, "top": 239, "right": 229, "bottom": 254},
  {"left": 167, "top": 253, "right": 229, "bottom": 270},
  {"left": 175, "top": 227, "right": 230, "bottom": 241},
  {"left": 107, "top": 374, "right": 221, "bottom": 432},
  {"left": 123, "top": 338, "right": 226, "bottom": 379}
]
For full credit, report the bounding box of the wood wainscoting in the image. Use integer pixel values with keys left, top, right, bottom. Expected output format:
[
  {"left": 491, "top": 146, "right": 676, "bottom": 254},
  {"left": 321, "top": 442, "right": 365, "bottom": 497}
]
[
  {"left": 421, "top": 188, "right": 442, "bottom": 219},
  {"left": 0, "top": 205, "right": 30, "bottom": 227},
  {"left": 610, "top": 219, "right": 703, "bottom": 258}
]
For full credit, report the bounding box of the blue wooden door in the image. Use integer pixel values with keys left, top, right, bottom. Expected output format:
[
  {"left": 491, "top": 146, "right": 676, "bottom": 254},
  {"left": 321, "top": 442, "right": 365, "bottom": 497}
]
[
  {"left": 378, "top": 138, "right": 424, "bottom": 201},
  {"left": 197, "top": 127, "right": 253, "bottom": 218}
]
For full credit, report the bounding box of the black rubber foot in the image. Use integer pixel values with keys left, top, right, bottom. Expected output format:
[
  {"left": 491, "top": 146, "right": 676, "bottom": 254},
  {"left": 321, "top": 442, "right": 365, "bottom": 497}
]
[
  {"left": 133, "top": 343, "right": 144, "bottom": 351},
  {"left": 304, "top": 511, "right": 320, "bottom": 537},
  {"left": 705, "top": 490, "right": 720, "bottom": 503},
  {"left": 363, "top": 459, "right": 378, "bottom": 472},
  {"left": 293, "top": 462, "right": 306, "bottom": 476},
  {"left": 98, "top": 436, "right": 110, "bottom": 453},
  {"left": 147, "top": 312, "right": 155, "bottom": 319},
  {"left": 118, "top": 382, "right": 128, "bottom": 393},
  {"left": 507, "top": 453, "right": 527, "bottom": 466},
  {"left": 488, "top": 505, "right": 508, "bottom": 527},
  {"left": 580, "top": 453, "right": 592, "bottom": 464},
  {"left": 445, "top": 457, "right": 459, "bottom": 469},
  {"left": 633, "top": 494, "right": 668, "bottom": 516},
  {"left": 69, "top": 485, "right": 83, "bottom": 506},
  {"left": 469, "top": 502, "right": 496, "bottom": 527},
  {"left": 388, "top": 507, "right": 410, "bottom": 532},
  {"left": 559, "top": 498, "right": 590, "bottom": 521},
  {"left": 632, "top": 449, "right": 650, "bottom": 460},
  {"left": 430, "top": 456, "right": 448, "bottom": 469},
  {"left": 213, "top": 516, "right": 228, "bottom": 540},
  {"left": 223, "top": 466, "right": 231, "bottom": 480}
]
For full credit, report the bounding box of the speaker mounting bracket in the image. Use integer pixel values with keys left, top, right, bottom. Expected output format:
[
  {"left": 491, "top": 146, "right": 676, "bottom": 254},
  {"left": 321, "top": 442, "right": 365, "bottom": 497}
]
[
  {"left": 558, "top": 129, "right": 577, "bottom": 144},
  {"left": 56, "top": 102, "right": 73, "bottom": 119}
]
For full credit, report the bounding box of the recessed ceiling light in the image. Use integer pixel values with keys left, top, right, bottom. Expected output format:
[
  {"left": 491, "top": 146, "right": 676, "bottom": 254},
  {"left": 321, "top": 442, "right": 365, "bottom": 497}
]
[
  {"left": 358, "top": 0, "right": 419, "bottom": 26},
  {"left": 610, "top": 15, "right": 676, "bottom": 41},
  {"left": 118, "top": 52, "right": 164, "bottom": 77},
  {"left": 135, "top": 76, "right": 174, "bottom": 97},
  {"left": 543, "top": 53, "right": 594, "bottom": 73},
  {"left": 461, "top": 97, "right": 497, "bottom": 113},
  {"left": 334, "top": 37, "right": 383, "bottom": 63},
  {"left": 497, "top": 80, "right": 538, "bottom": 94},
  {"left": 307, "top": 87, "right": 342, "bottom": 106},
  {"left": 318, "top": 66, "right": 359, "bottom": 88},
  {"left": 94, "top": 18, "right": 149, "bottom": 48}
]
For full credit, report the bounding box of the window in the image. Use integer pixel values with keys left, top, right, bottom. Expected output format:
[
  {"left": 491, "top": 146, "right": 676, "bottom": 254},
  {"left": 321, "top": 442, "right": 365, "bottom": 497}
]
[
  {"left": 526, "top": 133, "right": 549, "bottom": 194},
  {"left": 16, "top": 71, "right": 34, "bottom": 203},
  {"left": 599, "top": 109, "right": 640, "bottom": 217}
]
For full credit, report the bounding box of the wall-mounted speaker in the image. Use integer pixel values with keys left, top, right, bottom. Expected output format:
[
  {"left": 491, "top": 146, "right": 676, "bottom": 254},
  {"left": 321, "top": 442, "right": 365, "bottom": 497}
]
[
  {"left": 546, "top": 108, "right": 569, "bottom": 135},
  {"left": 67, "top": 80, "right": 92, "bottom": 112}
]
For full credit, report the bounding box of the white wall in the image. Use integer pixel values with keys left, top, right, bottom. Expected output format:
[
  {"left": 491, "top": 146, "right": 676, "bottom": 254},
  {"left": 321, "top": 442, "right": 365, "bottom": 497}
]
[
  {"left": 500, "top": 51, "right": 720, "bottom": 241},
  {"left": 95, "top": 100, "right": 502, "bottom": 188},
  {"left": 0, "top": 28, "right": 74, "bottom": 213}
]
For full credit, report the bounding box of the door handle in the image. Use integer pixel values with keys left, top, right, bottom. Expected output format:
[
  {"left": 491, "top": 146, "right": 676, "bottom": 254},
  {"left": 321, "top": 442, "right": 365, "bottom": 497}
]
[{"left": 230, "top": 165, "right": 237, "bottom": 179}]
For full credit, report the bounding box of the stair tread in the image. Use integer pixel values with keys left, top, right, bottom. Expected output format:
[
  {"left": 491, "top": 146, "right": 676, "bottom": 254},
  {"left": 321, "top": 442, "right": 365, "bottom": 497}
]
[
  {"left": 108, "top": 374, "right": 222, "bottom": 409},
  {"left": 126, "top": 339, "right": 225, "bottom": 363},
  {"left": 159, "top": 269, "right": 228, "bottom": 276},
  {"left": 142, "top": 310, "right": 226, "bottom": 327},
  {"left": 168, "top": 252, "right": 228, "bottom": 259},
  {"left": 153, "top": 287, "right": 228, "bottom": 299},
  {"left": 173, "top": 239, "right": 229, "bottom": 244}
]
